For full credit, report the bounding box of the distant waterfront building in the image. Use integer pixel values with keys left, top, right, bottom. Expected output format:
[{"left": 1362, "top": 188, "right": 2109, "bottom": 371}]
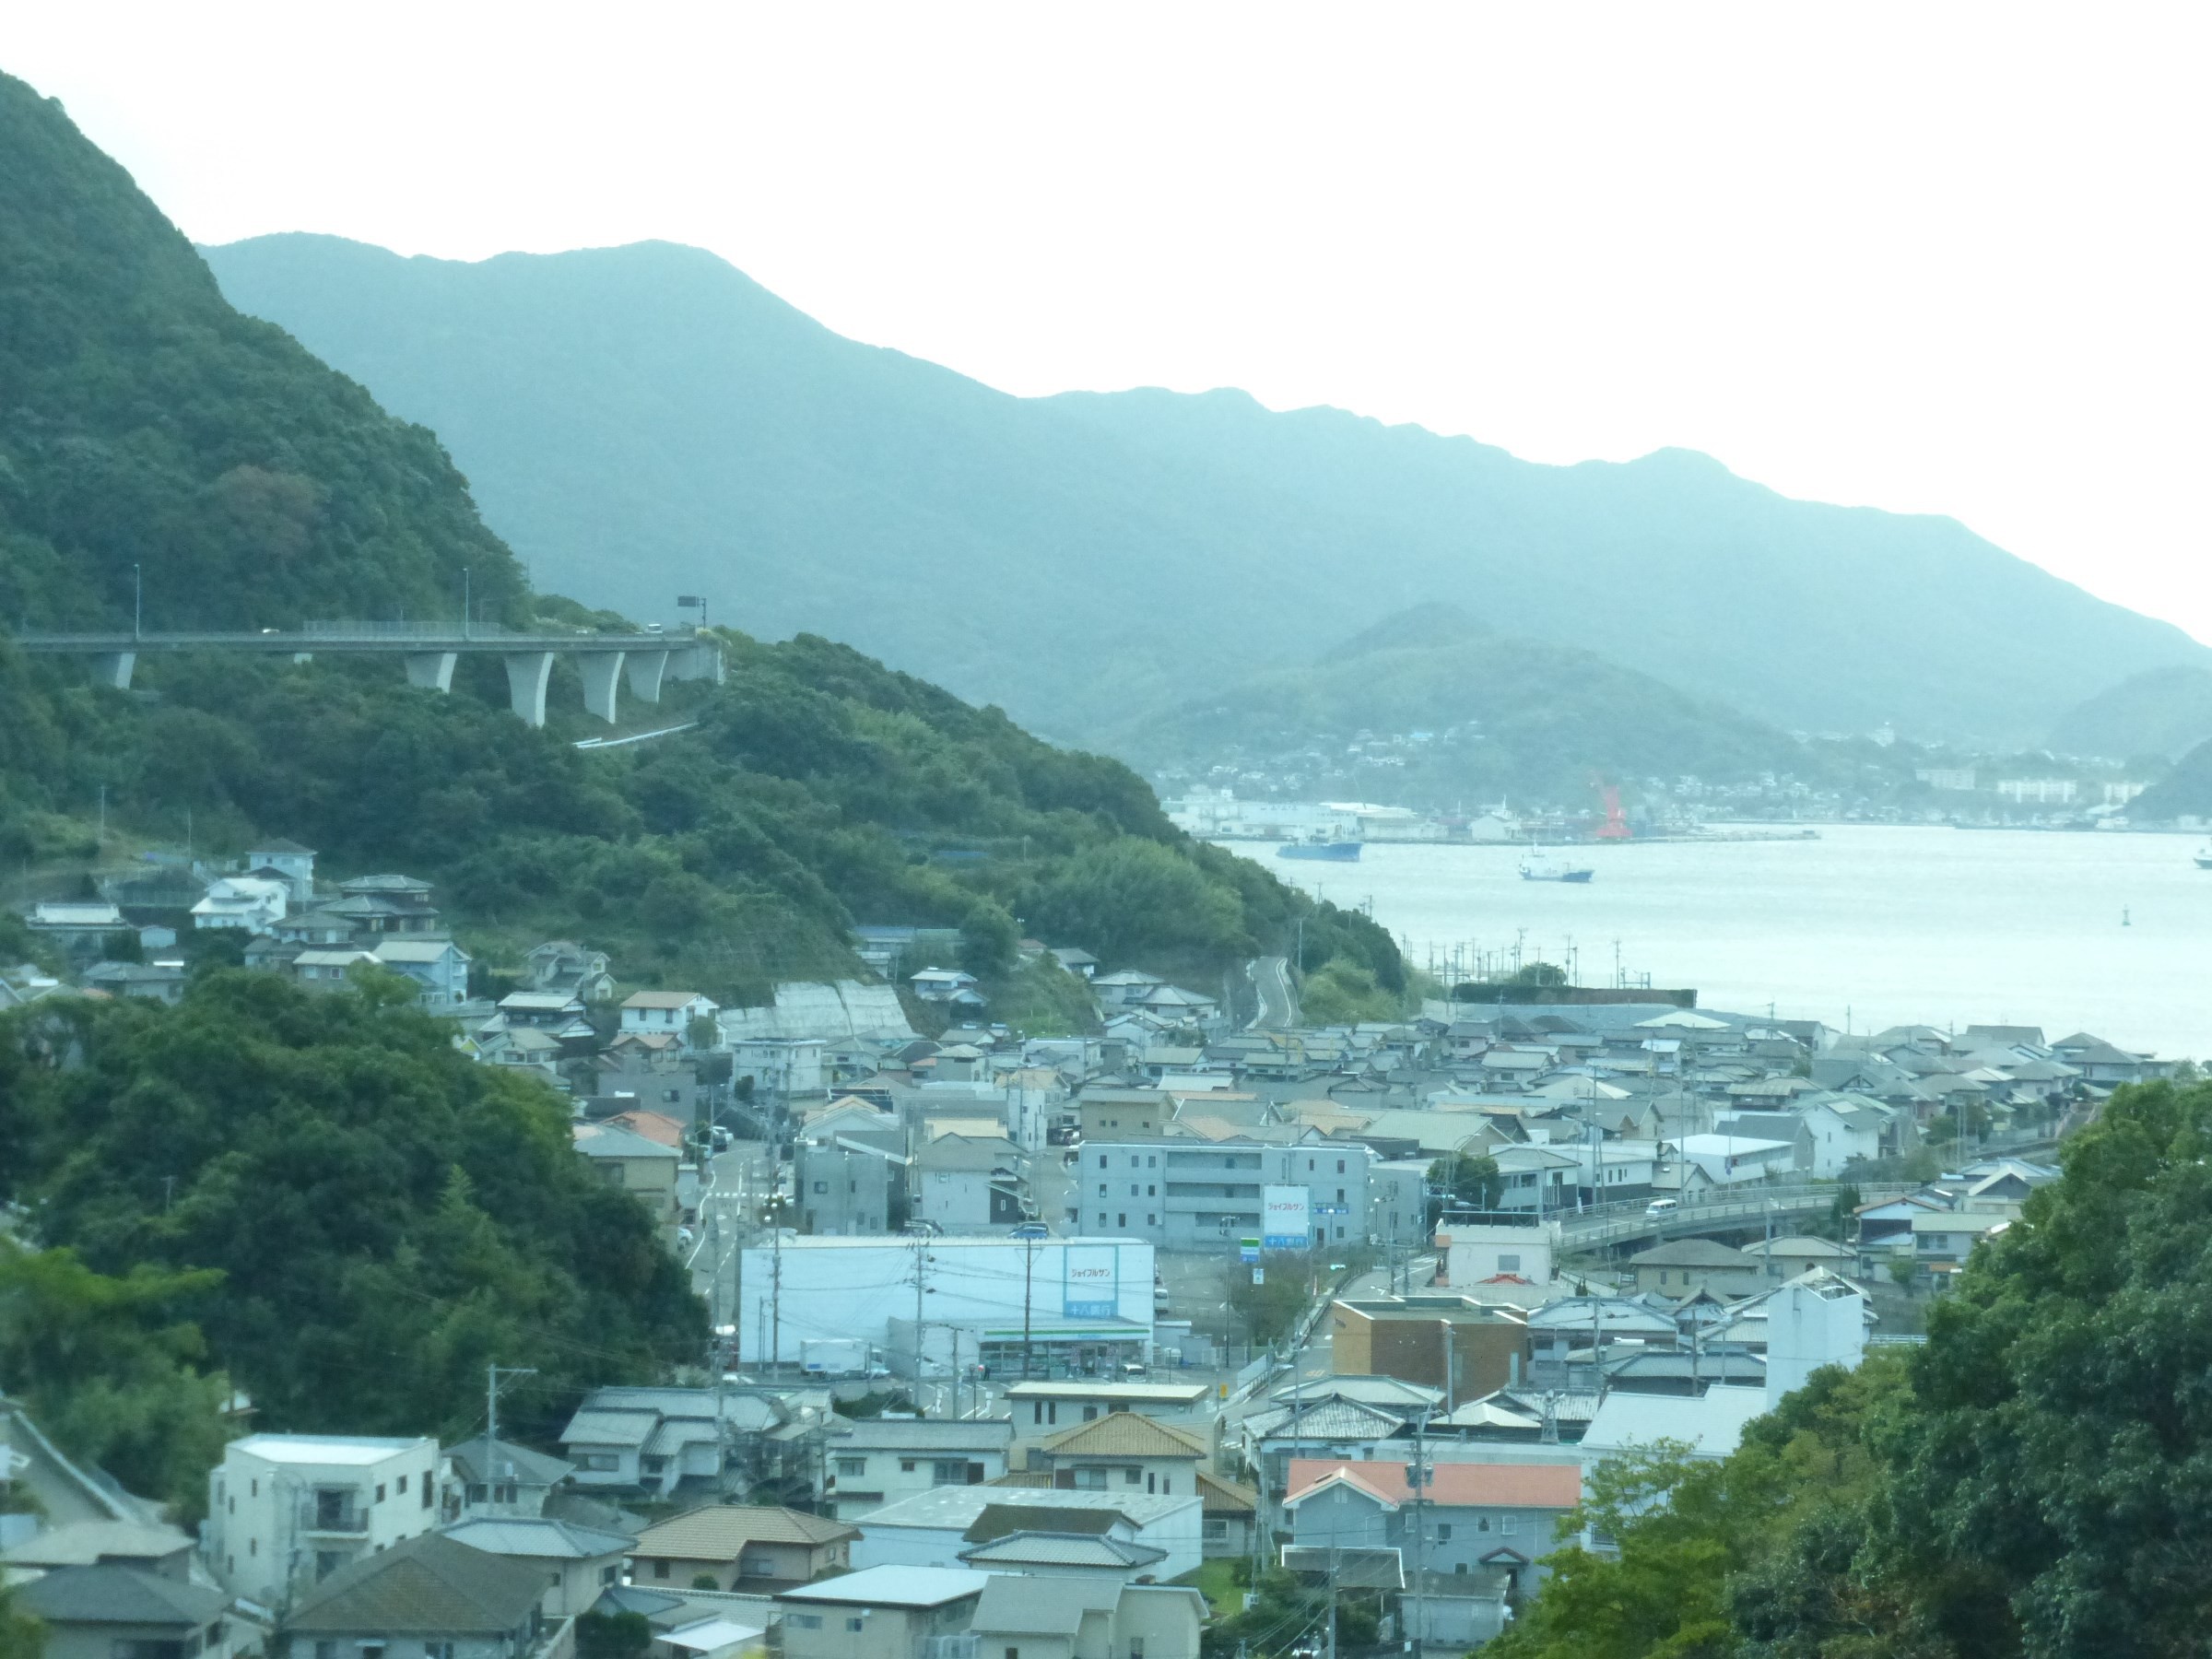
[
  {"left": 1912, "top": 767, "right": 1977, "bottom": 791},
  {"left": 1995, "top": 778, "right": 2077, "bottom": 805}
]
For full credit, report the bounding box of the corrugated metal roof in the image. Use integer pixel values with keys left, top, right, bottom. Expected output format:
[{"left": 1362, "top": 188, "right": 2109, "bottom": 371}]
[{"left": 635, "top": 1505, "right": 857, "bottom": 1559}]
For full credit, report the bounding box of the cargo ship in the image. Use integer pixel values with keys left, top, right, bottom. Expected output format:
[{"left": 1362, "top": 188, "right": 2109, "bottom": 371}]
[{"left": 1277, "top": 839, "right": 1361, "bottom": 862}]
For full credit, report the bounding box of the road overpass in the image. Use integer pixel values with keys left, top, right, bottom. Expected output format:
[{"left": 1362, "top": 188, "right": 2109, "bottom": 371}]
[
  {"left": 1547, "top": 1182, "right": 1918, "bottom": 1255},
  {"left": 9, "top": 623, "right": 722, "bottom": 728}
]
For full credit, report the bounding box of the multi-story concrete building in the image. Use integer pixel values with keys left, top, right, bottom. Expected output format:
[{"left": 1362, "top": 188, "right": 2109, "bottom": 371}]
[
  {"left": 795, "top": 1124, "right": 907, "bottom": 1237},
  {"left": 1077, "top": 1136, "right": 1374, "bottom": 1252},
  {"left": 912, "top": 1133, "right": 1029, "bottom": 1232},
  {"left": 204, "top": 1433, "right": 441, "bottom": 1607},
  {"left": 824, "top": 1418, "right": 1014, "bottom": 1522}
]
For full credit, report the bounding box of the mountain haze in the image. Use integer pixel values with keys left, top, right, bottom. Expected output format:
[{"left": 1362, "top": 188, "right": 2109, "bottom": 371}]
[
  {"left": 2046, "top": 665, "right": 2212, "bottom": 761},
  {"left": 204, "top": 233, "right": 2208, "bottom": 751},
  {"left": 1122, "top": 602, "right": 1815, "bottom": 802}
]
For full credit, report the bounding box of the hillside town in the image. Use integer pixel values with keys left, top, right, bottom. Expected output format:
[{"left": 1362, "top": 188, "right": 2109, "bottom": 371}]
[{"left": 1, "top": 830, "right": 2150, "bottom": 1656}]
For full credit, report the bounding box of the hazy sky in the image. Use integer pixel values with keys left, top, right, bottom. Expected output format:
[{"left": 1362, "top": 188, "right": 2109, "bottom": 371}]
[{"left": 12, "top": 6, "right": 2211, "bottom": 640}]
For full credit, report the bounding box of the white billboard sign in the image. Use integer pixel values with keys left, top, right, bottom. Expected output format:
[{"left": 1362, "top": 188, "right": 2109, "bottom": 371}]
[{"left": 1262, "top": 1185, "right": 1312, "bottom": 1252}]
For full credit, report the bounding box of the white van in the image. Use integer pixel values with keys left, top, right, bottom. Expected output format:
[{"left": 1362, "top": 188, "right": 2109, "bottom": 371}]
[{"left": 1644, "top": 1197, "right": 1679, "bottom": 1218}]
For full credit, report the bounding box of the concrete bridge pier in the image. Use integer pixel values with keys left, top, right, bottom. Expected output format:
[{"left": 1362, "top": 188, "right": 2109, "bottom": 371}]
[
  {"left": 503, "top": 651, "right": 554, "bottom": 727},
  {"left": 406, "top": 652, "right": 458, "bottom": 691},
  {"left": 624, "top": 649, "right": 668, "bottom": 704},
  {"left": 92, "top": 652, "right": 135, "bottom": 689},
  {"left": 579, "top": 652, "right": 626, "bottom": 724}
]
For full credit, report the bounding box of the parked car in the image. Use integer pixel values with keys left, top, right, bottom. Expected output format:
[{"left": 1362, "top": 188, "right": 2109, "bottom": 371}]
[{"left": 1007, "top": 1222, "right": 1049, "bottom": 1240}]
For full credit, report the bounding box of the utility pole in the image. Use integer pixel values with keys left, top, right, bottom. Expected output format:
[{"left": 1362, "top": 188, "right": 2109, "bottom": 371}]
[
  {"left": 1407, "top": 1406, "right": 1433, "bottom": 1658},
  {"left": 769, "top": 1225, "right": 782, "bottom": 1375},
  {"left": 1022, "top": 1239, "right": 1036, "bottom": 1380},
  {"left": 132, "top": 562, "right": 142, "bottom": 641},
  {"left": 911, "top": 1233, "right": 929, "bottom": 1409},
  {"left": 462, "top": 567, "right": 472, "bottom": 641},
  {"left": 486, "top": 1363, "right": 537, "bottom": 1451}
]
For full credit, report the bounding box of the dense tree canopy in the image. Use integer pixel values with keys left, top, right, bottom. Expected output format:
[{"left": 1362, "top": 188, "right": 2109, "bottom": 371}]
[
  {"left": 0, "top": 976, "right": 704, "bottom": 1472},
  {"left": 1495, "top": 1077, "right": 2212, "bottom": 1659}
]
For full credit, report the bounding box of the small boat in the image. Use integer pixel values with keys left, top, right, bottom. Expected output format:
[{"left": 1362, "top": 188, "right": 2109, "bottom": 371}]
[
  {"left": 1519, "top": 849, "right": 1594, "bottom": 883},
  {"left": 1277, "top": 838, "right": 1361, "bottom": 862},
  {"left": 2195, "top": 843, "right": 2212, "bottom": 870}
]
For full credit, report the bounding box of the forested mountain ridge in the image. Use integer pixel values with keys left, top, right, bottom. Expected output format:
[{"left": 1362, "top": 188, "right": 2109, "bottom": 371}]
[
  {"left": 205, "top": 231, "right": 2210, "bottom": 750},
  {"left": 0, "top": 75, "right": 524, "bottom": 631},
  {"left": 1118, "top": 602, "right": 1819, "bottom": 802},
  {"left": 2045, "top": 663, "right": 2212, "bottom": 762}
]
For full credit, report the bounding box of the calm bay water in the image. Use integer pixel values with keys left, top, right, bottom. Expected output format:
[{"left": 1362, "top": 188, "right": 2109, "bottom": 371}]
[{"left": 1252, "top": 825, "right": 2212, "bottom": 1061}]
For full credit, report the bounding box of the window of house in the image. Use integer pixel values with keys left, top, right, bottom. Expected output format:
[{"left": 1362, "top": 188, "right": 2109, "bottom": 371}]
[
  {"left": 845, "top": 1618, "right": 866, "bottom": 1632},
  {"left": 814, "top": 1181, "right": 828, "bottom": 1194},
  {"left": 1083, "top": 1406, "right": 1100, "bottom": 1421},
  {"left": 315, "top": 1644, "right": 338, "bottom": 1659},
  {"left": 789, "top": 1615, "right": 823, "bottom": 1630},
  {"left": 900, "top": 1459, "right": 919, "bottom": 1473},
  {"left": 1436, "top": 1524, "right": 1452, "bottom": 1541},
  {"left": 314, "top": 1551, "right": 341, "bottom": 1581},
  {"left": 1098, "top": 1213, "right": 1108, "bottom": 1227},
  {"left": 1098, "top": 1155, "right": 1108, "bottom": 1169},
  {"left": 1498, "top": 1254, "right": 1521, "bottom": 1272},
  {"left": 1477, "top": 1516, "right": 1493, "bottom": 1532},
  {"left": 1147, "top": 1215, "right": 1156, "bottom": 1226},
  {"left": 742, "top": 1552, "right": 776, "bottom": 1577},
  {"left": 1130, "top": 1184, "right": 1140, "bottom": 1196},
  {"left": 1098, "top": 1184, "right": 1108, "bottom": 1197},
  {"left": 1336, "top": 1159, "right": 1347, "bottom": 1174},
  {"left": 1203, "top": 1519, "right": 1228, "bottom": 1541},
  {"left": 396, "top": 1474, "right": 407, "bottom": 1494},
  {"left": 837, "top": 1457, "right": 866, "bottom": 1477},
  {"left": 1005, "top": 1648, "right": 1021, "bottom": 1659},
  {"left": 1147, "top": 1185, "right": 1156, "bottom": 1196},
  {"left": 1501, "top": 1515, "right": 1519, "bottom": 1535},
  {"left": 1130, "top": 1640, "right": 1145, "bottom": 1659},
  {"left": 653, "top": 1559, "right": 670, "bottom": 1579},
  {"left": 933, "top": 1461, "right": 970, "bottom": 1485},
  {"left": 1074, "top": 1467, "right": 1109, "bottom": 1488}
]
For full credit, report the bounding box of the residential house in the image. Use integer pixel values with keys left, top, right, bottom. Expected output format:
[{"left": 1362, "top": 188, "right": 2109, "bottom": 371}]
[
  {"left": 476, "top": 1024, "right": 564, "bottom": 1077},
  {"left": 591, "top": 1050, "right": 705, "bottom": 1124},
  {"left": 189, "top": 877, "right": 288, "bottom": 933},
  {"left": 1667, "top": 1134, "right": 1796, "bottom": 1186},
  {"left": 1027, "top": 1412, "right": 1208, "bottom": 1499},
  {"left": 328, "top": 873, "right": 441, "bottom": 935},
  {"left": 1196, "top": 1469, "right": 1258, "bottom": 1559},
  {"left": 441, "top": 1435, "right": 574, "bottom": 1523},
  {"left": 1282, "top": 1458, "right": 1581, "bottom": 1593},
  {"left": 1090, "top": 970, "right": 1166, "bottom": 1009},
  {"left": 280, "top": 1533, "right": 547, "bottom": 1656},
  {"left": 1005, "top": 1382, "right": 1213, "bottom": 1435},
  {"left": 1137, "top": 983, "right": 1218, "bottom": 1026},
  {"left": 2051, "top": 1031, "right": 2169, "bottom": 1086},
  {"left": 1077, "top": 1088, "right": 1168, "bottom": 1142},
  {"left": 1627, "top": 1239, "right": 1767, "bottom": 1299},
  {"left": 1245, "top": 1396, "right": 1413, "bottom": 1519},
  {"left": 775, "top": 1565, "right": 990, "bottom": 1659},
  {"left": 1050, "top": 947, "right": 1100, "bottom": 980},
  {"left": 291, "top": 947, "right": 376, "bottom": 989},
  {"left": 524, "top": 939, "right": 616, "bottom": 1002},
  {"left": 630, "top": 1504, "right": 856, "bottom": 1592},
  {"left": 910, "top": 968, "right": 981, "bottom": 1004},
  {"left": 1710, "top": 1112, "right": 1814, "bottom": 1173},
  {"left": 558, "top": 1388, "right": 734, "bottom": 1496},
  {"left": 1798, "top": 1094, "right": 1891, "bottom": 1173},
  {"left": 78, "top": 960, "right": 187, "bottom": 1004},
  {"left": 729, "top": 1036, "right": 828, "bottom": 1100},
  {"left": 851, "top": 1488, "right": 1202, "bottom": 1582},
  {"left": 1740, "top": 1236, "right": 1859, "bottom": 1283},
  {"left": 1579, "top": 1384, "right": 1774, "bottom": 1463},
  {"left": 15, "top": 1567, "right": 241, "bottom": 1659},
  {"left": 912, "top": 1133, "right": 1030, "bottom": 1232},
  {"left": 371, "top": 935, "right": 472, "bottom": 1008},
  {"left": 622, "top": 990, "right": 721, "bottom": 1046},
  {"left": 1911, "top": 1209, "right": 2011, "bottom": 1288},
  {"left": 500, "top": 989, "right": 592, "bottom": 1030},
  {"left": 206, "top": 1433, "right": 441, "bottom": 1607},
  {"left": 956, "top": 1530, "right": 1168, "bottom": 1579},
  {"left": 825, "top": 1418, "right": 1014, "bottom": 1523},
  {"left": 241, "top": 837, "right": 317, "bottom": 902},
  {"left": 967, "top": 1576, "right": 1207, "bottom": 1659},
  {"left": 439, "top": 1515, "right": 633, "bottom": 1616},
  {"left": 1327, "top": 1298, "right": 1532, "bottom": 1400},
  {"left": 572, "top": 1123, "right": 685, "bottom": 1247}
]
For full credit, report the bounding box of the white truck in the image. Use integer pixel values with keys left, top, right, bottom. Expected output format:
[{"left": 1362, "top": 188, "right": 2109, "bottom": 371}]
[{"left": 799, "top": 1338, "right": 877, "bottom": 1378}]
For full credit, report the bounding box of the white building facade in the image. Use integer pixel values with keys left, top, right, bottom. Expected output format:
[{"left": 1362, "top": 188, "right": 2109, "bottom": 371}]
[{"left": 204, "top": 1434, "right": 441, "bottom": 1607}]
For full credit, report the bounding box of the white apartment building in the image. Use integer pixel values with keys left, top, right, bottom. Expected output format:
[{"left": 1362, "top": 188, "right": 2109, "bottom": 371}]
[{"left": 204, "top": 1433, "right": 441, "bottom": 1607}]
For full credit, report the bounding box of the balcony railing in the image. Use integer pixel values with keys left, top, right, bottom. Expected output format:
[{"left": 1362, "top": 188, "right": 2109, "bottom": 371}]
[{"left": 299, "top": 1500, "right": 368, "bottom": 1535}]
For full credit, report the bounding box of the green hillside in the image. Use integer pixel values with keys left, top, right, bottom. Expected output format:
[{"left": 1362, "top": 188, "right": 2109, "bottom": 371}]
[
  {"left": 1120, "top": 603, "right": 1816, "bottom": 802},
  {"left": 2046, "top": 664, "right": 2212, "bottom": 762},
  {"left": 0, "top": 82, "right": 523, "bottom": 632},
  {"left": 203, "top": 232, "right": 2211, "bottom": 749},
  {"left": 0, "top": 68, "right": 1386, "bottom": 1010}
]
